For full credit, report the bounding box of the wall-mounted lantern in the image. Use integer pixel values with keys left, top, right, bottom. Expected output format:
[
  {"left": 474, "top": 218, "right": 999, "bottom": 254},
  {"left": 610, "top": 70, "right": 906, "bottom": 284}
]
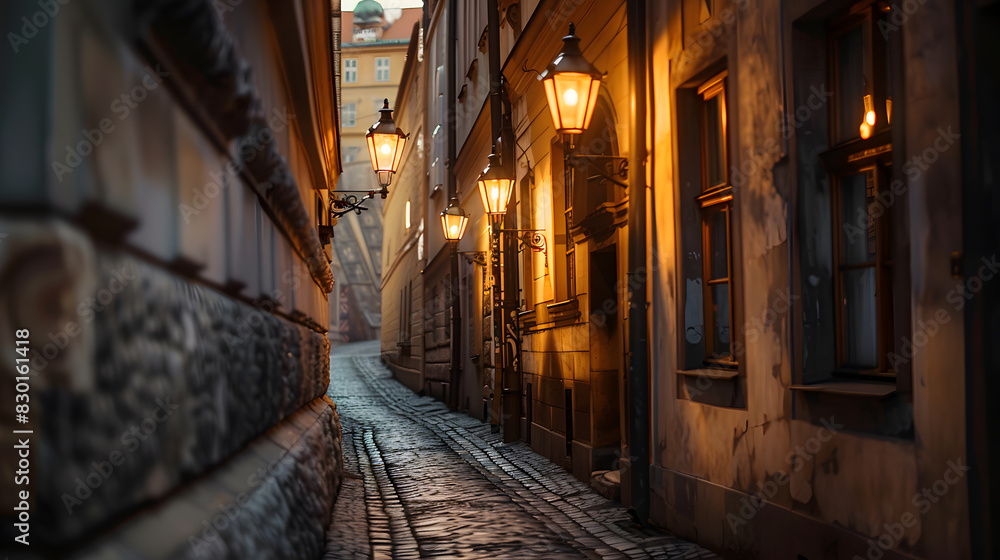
[
  {"left": 366, "top": 98, "right": 407, "bottom": 189},
  {"left": 476, "top": 152, "right": 515, "bottom": 216},
  {"left": 440, "top": 196, "right": 469, "bottom": 242},
  {"left": 540, "top": 23, "right": 602, "bottom": 136},
  {"left": 539, "top": 23, "right": 628, "bottom": 187}
]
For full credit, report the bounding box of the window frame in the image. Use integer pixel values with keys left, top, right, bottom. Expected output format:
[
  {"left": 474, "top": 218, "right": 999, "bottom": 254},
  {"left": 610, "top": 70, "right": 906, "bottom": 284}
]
[
  {"left": 697, "top": 71, "right": 737, "bottom": 369},
  {"left": 824, "top": 3, "right": 898, "bottom": 380},
  {"left": 342, "top": 102, "right": 356, "bottom": 128},
  {"left": 375, "top": 57, "right": 391, "bottom": 82},
  {"left": 343, "top": 58, "right": 358, "bottom": 83}
]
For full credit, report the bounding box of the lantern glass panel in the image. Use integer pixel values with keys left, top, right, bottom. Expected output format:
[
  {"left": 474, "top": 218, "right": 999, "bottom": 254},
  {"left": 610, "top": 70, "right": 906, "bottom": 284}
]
[
  {"left": 477, "top": 176, "right": 514, "bottom": 215},
  {"left": 544, "top": 72, "right": 599, "bottom": 134},
  {"left": 367, "top": 132, "right": 401, "bottom": 173}
]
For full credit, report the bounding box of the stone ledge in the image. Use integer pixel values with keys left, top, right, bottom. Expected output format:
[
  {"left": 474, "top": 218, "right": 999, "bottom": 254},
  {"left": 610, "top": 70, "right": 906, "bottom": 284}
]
[{"left": 66, "top": 398, "right": 342, "bottom": 560}]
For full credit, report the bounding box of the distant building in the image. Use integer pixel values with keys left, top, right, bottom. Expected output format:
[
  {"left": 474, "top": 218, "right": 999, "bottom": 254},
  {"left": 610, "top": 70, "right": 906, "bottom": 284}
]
[{"left": 330, "top": 1, "right": 422, "bottom": 342}]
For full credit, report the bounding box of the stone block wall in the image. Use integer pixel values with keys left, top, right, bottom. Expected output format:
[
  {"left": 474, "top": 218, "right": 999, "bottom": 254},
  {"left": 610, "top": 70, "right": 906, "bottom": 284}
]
[
  {"left": 0, "top": 0, "right": 344, "bottom": 557},
  {"left": 0, "top": 219, "right": 342, "bottom": 559}
]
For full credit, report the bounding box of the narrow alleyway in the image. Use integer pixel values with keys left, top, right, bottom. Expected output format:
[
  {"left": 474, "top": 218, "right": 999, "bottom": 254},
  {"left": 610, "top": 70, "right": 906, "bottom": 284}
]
[{"left": 322, "top": 341, "right": 718, "bottom": 560}]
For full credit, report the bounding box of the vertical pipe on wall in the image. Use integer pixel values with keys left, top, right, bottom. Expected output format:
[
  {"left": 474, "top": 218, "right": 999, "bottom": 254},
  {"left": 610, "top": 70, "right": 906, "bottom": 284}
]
[
  {"left": 625, "top": 0, "right": 650, "bottom": 525},
  {"left": 487, "top": 0, "right": 502, "bottom": 143},
  {"left": 447, "top": 0, "right": 461, "bottom": 409}
]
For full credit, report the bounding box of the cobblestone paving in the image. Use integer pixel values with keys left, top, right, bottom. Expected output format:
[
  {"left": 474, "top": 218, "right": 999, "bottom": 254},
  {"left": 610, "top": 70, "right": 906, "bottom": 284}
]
[{"left": 323, "top": 341, "right": 719, "bottom": 560}]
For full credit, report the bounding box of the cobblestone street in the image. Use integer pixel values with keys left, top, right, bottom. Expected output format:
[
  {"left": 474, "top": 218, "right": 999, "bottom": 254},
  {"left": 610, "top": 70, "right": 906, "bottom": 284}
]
[{"left": 322, "top": 342, "right": 718, "bottom": 560}]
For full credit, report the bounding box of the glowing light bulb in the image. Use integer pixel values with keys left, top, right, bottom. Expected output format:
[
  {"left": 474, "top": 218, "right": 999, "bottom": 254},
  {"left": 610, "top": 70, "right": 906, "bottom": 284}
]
[
  {"left": 865, "top": 110, "right": 876, "bottom": 127},
  {"left": 449, "top": 224, "right": 458, "bottom": 237},
  {"left": 563, "top": 88, "right": 578, "bottom": 106},
  {"left": 491, "top": 186, "right": 499, "bottom": 202},
  {"left": 859, "top": 121, "right": 872, "bottom": 140},
  {"left": 380, "top": 143, "right": 391, "bottom": 155}
]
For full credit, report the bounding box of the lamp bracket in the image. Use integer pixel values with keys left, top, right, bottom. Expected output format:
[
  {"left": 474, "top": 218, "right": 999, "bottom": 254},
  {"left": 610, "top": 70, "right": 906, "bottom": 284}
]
[
  {"left": 522, "top": 60, "right": 544, "bottom": 79},
  {"left": 330, "top": 191, "right": 377, "bottom": 218},
  {"left": 566, "top": 152, "right": 629, "bottom": 188},
  {"left": 500, "top": 228, "right": 549, "bottom": 270},
  {"left": 457, "top": 250, "right": 487, "bottom": 266}
]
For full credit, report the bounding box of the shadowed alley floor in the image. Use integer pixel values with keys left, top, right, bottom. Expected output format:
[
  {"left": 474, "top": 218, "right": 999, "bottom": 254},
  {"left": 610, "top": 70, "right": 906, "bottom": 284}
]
[{"left": 322, "top": 341, "right": 718, "bottom": 560}]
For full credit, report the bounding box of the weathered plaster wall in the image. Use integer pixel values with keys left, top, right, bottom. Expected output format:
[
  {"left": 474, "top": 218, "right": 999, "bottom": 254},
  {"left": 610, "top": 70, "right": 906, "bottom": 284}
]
[
  {"left": 380, "top": 34, "right": 427, "bottom": 392},
  {"left": 505, "top": 0, "right": 631, "bottom": 482},
  {"left": 648, "top": 0, "right": 970, "bottom": 557}
]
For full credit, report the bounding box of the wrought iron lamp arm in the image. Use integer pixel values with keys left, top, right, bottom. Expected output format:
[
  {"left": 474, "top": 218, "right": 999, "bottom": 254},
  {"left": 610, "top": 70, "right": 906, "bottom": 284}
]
[{"left": 329, "top": 190, "right": 377, "bottom": 218}]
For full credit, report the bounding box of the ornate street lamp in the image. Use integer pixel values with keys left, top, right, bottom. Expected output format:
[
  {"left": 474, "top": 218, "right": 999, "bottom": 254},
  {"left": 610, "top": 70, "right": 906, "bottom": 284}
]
[
  {"left": 540, "top": 23, "right": 628, "bottom": 188},
  {"left": 476, "top": 152, "right": 515, "bottom": 216},
  {"left": 540, "top": 23, "right": 602, "bottom": 135},
  {"left": 440, "top": 196, "right": 469, "bottom": 242},
  {"left": 366, "top": 98, "right": 407, "bottom": 189}
]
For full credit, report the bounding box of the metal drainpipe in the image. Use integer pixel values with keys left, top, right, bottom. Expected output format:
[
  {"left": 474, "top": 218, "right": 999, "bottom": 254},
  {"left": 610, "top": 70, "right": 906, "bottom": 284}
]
[
  {"left": 447, "top": 0, "right": 461, "bottom": 410},
  {"left": 331, "top": 0, "right": 341, "bottom": 118},
  {"left": 626, "top": 0, "right": 650, "bottom": 525},
  {"left": 487, "top": 0, "right": 521, "bottom": 440}
]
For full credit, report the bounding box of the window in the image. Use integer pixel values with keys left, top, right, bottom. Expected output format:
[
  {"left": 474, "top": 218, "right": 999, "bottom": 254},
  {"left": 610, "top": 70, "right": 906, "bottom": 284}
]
[
  {"left": 824, "top": 4, "right": 897, "bottom": 378},
  {"left": 342, "top": 103, "right": 356, "bottom": 127},
  {"left": 375, "top": 57, "right": 391, "bottom": 82},
  {"left": 696, "top": 72, "right": 735, "bottom": 366},
  {"left": 794, "top": 0, "right": 908, "bottom": 391},
  {"left": 679, "top": 69, "right": 738, "bottom": 372},
  {"left": 344, "top": 58, "right": 357, "bottom": 83},
  {"left": 405, "top": 200, "right": 411, "bottom": 229},
  {"left": 551, "top": 139, "right": 576, "bottom": 300}
]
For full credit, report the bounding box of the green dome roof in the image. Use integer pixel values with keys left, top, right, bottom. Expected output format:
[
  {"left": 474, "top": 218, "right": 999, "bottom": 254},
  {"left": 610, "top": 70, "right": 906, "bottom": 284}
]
[{"left": 354, "top": 0, "right": 384, "bottom": 25}]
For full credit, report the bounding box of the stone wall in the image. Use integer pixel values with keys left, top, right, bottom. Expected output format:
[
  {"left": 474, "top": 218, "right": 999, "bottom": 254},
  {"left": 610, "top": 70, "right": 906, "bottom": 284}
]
[
  {"left": 0, "top": 219, "right": 341, "bottom": 558},
  {"left": 0, "top": 0, "right": 343, "bottom": 557}
]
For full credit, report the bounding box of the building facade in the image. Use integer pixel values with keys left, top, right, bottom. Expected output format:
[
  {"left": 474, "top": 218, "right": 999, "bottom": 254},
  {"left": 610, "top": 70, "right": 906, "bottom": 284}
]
[
  {"left": 382, "top": 0, "right": 996, "bottom": 558},
  {"left": 380, "top": 19, "right": 428, "bottom": 392},
  {"left": 330, "top": 2, "right": 423, "bottom": 342},
  {"left": 0, "top": 0, "right": 344, "bottom": 557}
]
